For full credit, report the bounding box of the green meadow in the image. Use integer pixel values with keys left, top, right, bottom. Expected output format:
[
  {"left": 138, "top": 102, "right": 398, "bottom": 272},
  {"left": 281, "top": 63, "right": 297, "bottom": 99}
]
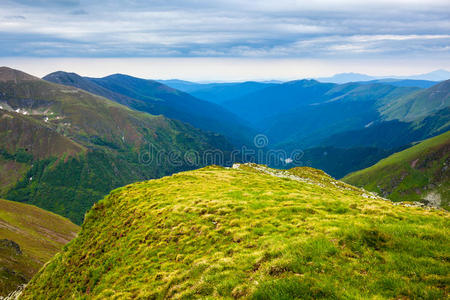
[{"left": 22, "top": 165, "right": 449, "bottom": 299}]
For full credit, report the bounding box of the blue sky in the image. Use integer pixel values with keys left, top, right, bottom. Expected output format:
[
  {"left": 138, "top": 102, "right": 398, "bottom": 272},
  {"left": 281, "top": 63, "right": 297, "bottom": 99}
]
[{"left": 1, "top": 0, "right": 449, "bottom": 80}]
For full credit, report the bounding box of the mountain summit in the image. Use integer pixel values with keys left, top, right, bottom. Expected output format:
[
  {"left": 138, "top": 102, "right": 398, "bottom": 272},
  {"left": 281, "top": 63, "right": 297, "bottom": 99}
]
[
  {"left": 21, "top": 164, "right": 448, "bottom": 299},
  {"left": 0, "top": 67, "right": 39, "bottom": 83}
]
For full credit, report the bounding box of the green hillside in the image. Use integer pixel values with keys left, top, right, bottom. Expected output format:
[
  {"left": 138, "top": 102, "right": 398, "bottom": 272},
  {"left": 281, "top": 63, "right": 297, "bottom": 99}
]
[
  {"left": 344, "top": 131, "right": 450, "bottom": 210},
  {"left": 0, "top": 199, "right": 79, "bottom": 296},
  {"left": 0, "top": 67, "right": 234, "bottom": 224},
  {"left": 380, "top": 79, "right": 450, "bottom": 121},
  {"left": 21, "top": 164, "right": 449, "bottom": 299}
]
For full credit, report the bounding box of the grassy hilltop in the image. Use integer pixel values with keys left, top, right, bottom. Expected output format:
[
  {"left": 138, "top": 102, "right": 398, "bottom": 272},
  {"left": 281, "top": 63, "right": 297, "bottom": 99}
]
[{"left": 21, "top": 164, "right": 449, "bottom": 299}]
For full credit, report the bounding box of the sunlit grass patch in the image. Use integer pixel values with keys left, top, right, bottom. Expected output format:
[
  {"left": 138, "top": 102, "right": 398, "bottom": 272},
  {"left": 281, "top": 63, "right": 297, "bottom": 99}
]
[{"left": 21, "top": 165, "right": 449, "bottom": 299}]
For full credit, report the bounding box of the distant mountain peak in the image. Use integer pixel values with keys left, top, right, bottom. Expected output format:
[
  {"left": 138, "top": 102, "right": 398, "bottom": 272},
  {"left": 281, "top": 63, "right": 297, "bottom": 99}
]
[
  {"left": 426, "top": 69, "right": 449, "bottom": 75},
  {"left": 45, "top": 70, "right": 81, "bottom": 77},
  {"left": 43, "top": 71, "right": 86, "bottom": 84},
  {"left": 0, "top": 66, "right": 39, "bottom": 83},
  {"left": 316, "top": 73, "right": 375, "bottom": 84},
  {"left": 408, "top": 69, "right": 450, "bottom": 81},
  {"left": 286, "top": 78, "right": 321, "bottom": 86},
  {"left": 103, "top": 73, "right": 129, "bottom": 79},
  {"left": 102, "top": 73, "right": 148, "bottom": 81}
]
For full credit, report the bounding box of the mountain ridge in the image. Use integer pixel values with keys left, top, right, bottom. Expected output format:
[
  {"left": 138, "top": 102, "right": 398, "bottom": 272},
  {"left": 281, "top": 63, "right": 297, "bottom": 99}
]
[
  {"left": 316, "top": 69, "right": 450, "bottom": 83},
  {"left": 380, "top": 79, "right": 450, "bottom": 121},
  {"left": 44, "top": 71, "right": 255, "bottom": 146},
  {"left": 1, "top": 67, "right": 235, "bottom": 224},
  {"left": 0, "top": 67, "right": 39, "bottom": 83}
]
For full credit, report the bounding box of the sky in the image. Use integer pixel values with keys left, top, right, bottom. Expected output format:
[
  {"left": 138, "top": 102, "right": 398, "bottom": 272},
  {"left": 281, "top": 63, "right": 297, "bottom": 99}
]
[{"left": 1, "top": 0, "right": 449, "bottom": 80}]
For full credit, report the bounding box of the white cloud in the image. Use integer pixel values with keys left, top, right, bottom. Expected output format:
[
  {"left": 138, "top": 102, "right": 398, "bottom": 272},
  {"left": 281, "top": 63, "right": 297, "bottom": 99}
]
[{"left": 0, "top": 0, "right": 448, "bottom": 63}]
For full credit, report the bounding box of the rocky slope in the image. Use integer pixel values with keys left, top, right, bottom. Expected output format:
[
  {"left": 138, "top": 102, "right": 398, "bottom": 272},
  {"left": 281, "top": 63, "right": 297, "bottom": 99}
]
[{"left": 0, "top": 199, "right": 79, "bottom": 297}]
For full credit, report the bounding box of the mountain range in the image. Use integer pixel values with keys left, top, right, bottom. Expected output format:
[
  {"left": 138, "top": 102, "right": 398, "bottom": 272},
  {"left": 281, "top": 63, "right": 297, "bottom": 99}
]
[
  {"left": 216, "top": 79, "right": 449, "bottom": 177},
  {"left": 158, "top": 79, "right": 277, "bottom": 104},
  {"left": 222, "top": 79, "right": 448, "bottom": 138},
  {"left": 0, "top": 67, "right": 235, "bottom": 224},
  {"left": 316, "top": 69, "right": 450, "bottom": 83},
  {"left": 42, "top": 70, "right": 450, "bottom": 179},
  {"left": 44, "top": 72, "right": 254, "bottom": 146},
  {"left": 0, "top": 65, "right": 449, "bottom": 298},
  {"left": 159, "top": 70, "right": 448, "bottom": 94}
]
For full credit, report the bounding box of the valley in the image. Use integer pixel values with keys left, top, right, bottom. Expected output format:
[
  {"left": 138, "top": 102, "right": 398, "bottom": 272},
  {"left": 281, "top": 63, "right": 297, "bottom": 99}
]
[{"left": 0, "top": 66, "right": 448, "bottom": 299}]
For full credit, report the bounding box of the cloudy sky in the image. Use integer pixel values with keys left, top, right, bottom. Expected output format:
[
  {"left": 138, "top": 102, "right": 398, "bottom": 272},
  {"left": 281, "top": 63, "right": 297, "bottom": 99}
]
[{"left": 1, "top": 0, "right": 449, "bottom": 80}]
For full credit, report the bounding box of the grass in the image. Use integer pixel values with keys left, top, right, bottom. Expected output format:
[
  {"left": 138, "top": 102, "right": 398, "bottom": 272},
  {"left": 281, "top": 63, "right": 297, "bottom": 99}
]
[
  {"left": 21, "top": 165, "right": 449, "bottom": 299},
  {"left": 0, "top": 199, "right": 79, "bottom": 296},
  {"left": 343, "top": 130, "right": 450, "bottom": 209}
]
